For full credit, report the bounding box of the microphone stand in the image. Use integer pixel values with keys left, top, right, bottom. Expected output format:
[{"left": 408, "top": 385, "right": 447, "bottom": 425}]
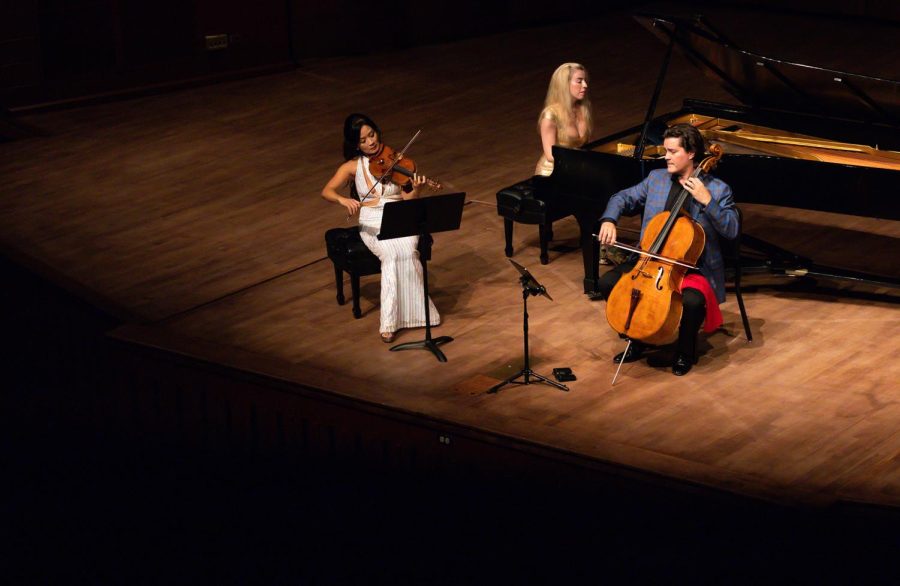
[{"left": 487, "top": 260, "right": 568, "bottom": 394}]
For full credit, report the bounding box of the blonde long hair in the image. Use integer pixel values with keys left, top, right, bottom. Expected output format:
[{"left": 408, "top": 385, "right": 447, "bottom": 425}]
[{"left": 539, "top": 62, "right": 592, "bottom": 144}]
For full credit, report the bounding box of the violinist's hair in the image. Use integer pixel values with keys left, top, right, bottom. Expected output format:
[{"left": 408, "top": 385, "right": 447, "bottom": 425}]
[
  {"left": 663, "top": 123, "right": 706, "bottom": 161},
  {"left": 538, "top": 63, "right": 592, "bottom": 144},
  {"left": 343, "top": 113, "right": 381, "bottom": 160}
]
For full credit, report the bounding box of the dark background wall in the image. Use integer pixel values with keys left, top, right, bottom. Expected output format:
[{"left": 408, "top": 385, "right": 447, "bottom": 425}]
[
  {"left": 2, "top": 0, "right": 291, "bottom": 108},
  {"left": 2, "top": 0, "right": 635, "bottom": 109},
  {"left": 2, "top": 0, "right": 898, "bottom": 110}
]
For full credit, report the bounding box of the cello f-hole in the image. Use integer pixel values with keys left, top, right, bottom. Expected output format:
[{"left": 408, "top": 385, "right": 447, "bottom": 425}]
[{"left": 655, "top": 267, "right": 665, "bottom": 290}]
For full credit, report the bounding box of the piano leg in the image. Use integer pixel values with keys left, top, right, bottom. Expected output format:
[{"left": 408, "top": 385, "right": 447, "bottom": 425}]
[
  {"left": 576, "top": 211, "right": 602, "bottom": 296},
  {"left": 503, "top": 218, "right": 514, "bottom": 258},
  {"left": 539, "top": 223, "right": 550, "bottom": 265}
]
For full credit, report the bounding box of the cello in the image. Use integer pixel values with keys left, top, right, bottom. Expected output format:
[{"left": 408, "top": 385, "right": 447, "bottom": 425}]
[{"left": 605, "top": 144, "right": 724, "bottom": 351}]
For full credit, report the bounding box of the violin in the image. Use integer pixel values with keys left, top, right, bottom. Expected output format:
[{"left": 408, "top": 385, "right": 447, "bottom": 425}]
[
  {"left": 368, "top": 144, "right": 442, "bottom": 191},
  {"left": 604, "top": 144, "right": 724, "bottom": 346}
]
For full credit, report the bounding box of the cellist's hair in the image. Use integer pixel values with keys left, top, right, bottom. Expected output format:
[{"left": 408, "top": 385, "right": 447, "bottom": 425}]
[
  {"left": 663, "top": 123, "right": 705, "bottom": 160},
  {"left": 343, "top": 113, "right": 381, "bottom": 160},
  {"left": 538, "top": 63, "right": 592, "bottom": 144}
]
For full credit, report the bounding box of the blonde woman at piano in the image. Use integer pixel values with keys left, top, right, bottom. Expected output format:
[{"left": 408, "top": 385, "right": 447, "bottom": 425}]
[
  {"left": 535, "top": 63, "right": 609, "bottom": 261},
  {"left": 535, "top": 62, "right": 592, "bottom": 177}
]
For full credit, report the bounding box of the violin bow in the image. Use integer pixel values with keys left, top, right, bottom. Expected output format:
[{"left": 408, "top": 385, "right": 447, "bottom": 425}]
[
  {"left": 357, "top": 129, "right": 422, "bottom": 206},
  {"left": 611, "top": 241, "right": 698, "bottom": 270},
  {"left": 590, "top": 235, "right": 699, "bottom": 270}
]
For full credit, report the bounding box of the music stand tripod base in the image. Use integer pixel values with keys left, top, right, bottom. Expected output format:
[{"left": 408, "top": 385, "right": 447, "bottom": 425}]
[
  {"left": 390, "top": 335, "right": 454, "bottom": 362},
  {"left": 487, "top": 368, "right": 568, "bottom": 394}
]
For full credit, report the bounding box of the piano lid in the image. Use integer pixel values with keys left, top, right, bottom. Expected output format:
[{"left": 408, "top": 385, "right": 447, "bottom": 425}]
[{"left": 634, "top": 9, "right": 900, "bottom": 135}]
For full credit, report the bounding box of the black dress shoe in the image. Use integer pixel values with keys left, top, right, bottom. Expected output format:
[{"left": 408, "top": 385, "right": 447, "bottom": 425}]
[
  {"left": 613, "top": 341, "right": 645, "bottom": 364},
  {"left": 672, "top": 352, "right": 693, "bottom": 376}
]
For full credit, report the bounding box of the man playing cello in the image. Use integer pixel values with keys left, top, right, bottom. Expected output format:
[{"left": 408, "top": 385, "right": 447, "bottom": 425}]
[{"left": 596, "top": 123, "right": 739, "bottom": 376}]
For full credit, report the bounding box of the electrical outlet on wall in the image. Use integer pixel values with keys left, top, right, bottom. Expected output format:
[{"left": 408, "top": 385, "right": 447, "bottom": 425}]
[{"left": 204, "top": 34, "right": 229, "bottom": 51}]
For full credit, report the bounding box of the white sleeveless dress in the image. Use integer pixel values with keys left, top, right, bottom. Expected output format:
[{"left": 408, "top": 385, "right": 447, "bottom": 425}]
[{"left": 355, "top": 157, "right": 441, "bottom": 334}]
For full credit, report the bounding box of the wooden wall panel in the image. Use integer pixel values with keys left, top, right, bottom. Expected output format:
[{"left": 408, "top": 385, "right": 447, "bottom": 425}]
[
  {"left": 286, "top": 0, "right": 632, "bottom": 58},
  {"left": 7, "top": 0, "right": 895, "bottom": 109},
  {"left": 0, "top": 1, "right": 42, "bottom": 98},
  {"left": 4, "top": 0, "right": 293, "bottom": 109}
]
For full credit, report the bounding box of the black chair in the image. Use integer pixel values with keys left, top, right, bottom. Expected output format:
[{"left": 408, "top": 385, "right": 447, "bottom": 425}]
[
  {"left": 324, "top": 186, "right": 432, "bottom": 318},
  {"left": 496, "top": 176, "right": 570, "bottom": 265},
  {"left": 722, "top": 206, "right": 752, "bottom": 341}
]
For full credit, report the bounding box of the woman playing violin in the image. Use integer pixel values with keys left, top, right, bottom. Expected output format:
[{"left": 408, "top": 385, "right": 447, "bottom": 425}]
[
  {"left": 596, "top": 123, "right": 739, "bottom": 375},
  {"left": 321, "top": 113, "right": 440, "bottom": 343}
]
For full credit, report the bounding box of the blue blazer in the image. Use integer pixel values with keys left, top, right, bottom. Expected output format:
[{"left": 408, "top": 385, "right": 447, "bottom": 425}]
[{"left": 601, "top": 168, "right": 739, "bottom": 303}]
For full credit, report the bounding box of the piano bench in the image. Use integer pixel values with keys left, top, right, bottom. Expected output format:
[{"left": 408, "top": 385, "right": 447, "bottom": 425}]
[
  {"left": 496, "top": 177, "right": 570, "bottom": 265},
  {"left": 325, "top": 227, "right": 381, "bottom": 318},
  {"left": 324, "top": 227, "right": 432, "bottom": 319}
]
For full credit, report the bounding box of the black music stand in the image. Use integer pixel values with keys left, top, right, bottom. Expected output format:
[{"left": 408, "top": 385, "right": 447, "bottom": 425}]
[
  {"left": 487, "top": 259, "right": 568, "bottom": 393},
  {"left": 378, "top": 192, "right": 466, "bottom": 362}
]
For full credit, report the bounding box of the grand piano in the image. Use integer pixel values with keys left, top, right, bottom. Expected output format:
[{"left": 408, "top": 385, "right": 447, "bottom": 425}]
[{"left": 528, "top": 9, "right": 900, "bottom": 295}]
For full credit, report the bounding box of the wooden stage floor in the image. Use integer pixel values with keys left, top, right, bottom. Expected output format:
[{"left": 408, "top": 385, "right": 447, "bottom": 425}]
[{"left": 2, "top": 11, "right": 899, "bottom": 509}]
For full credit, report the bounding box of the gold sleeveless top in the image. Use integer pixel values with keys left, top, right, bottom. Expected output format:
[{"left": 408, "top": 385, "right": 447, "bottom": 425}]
[{"left": 535, "top": 106, "right": 587, "bottom": 176}]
